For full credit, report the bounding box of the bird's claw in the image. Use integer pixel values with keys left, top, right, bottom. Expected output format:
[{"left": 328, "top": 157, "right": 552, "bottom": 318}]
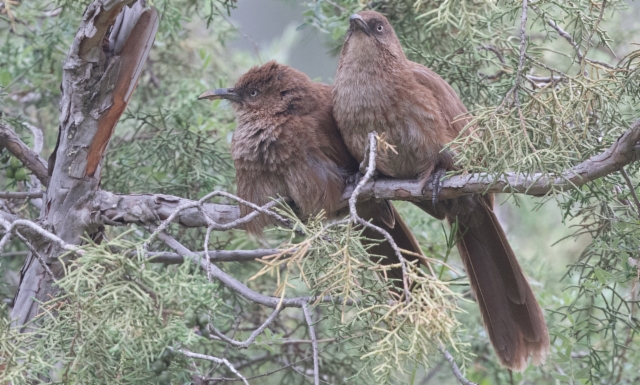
[
  {"left": 423, "top": 168, "right": 447, "bottom": 209},
  {"left": 346, "top": 172, "right": 363, "bottom": 186}
]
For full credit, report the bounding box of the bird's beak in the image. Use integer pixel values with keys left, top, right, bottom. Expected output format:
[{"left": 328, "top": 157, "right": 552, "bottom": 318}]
[
  {"left": 349, "top": 14, "right": 370, "bottom": 35},
  {"left": 198, "top": 88, "right": 240, "bottom": 102}
]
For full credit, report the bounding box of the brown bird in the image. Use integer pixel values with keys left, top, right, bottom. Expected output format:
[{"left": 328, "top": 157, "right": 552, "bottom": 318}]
[
  {"left": 332, "top": 11, "right": 549, "bottom": 371},
  {"left": 199, "top": 61, "right": 423, "bottom": 285}
]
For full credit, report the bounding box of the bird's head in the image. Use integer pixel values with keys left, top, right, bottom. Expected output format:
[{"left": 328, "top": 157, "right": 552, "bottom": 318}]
[
  {"left": 198, "top": 61, "right": 311, "bottom": 118},
  {"left": 343, "top": 11, "right": 404, "bottom": 62}
]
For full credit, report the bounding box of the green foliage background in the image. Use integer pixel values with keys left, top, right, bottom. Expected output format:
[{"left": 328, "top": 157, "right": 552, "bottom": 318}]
[{"left": 1, "top": 0, "right": 640, "bottom": 384}]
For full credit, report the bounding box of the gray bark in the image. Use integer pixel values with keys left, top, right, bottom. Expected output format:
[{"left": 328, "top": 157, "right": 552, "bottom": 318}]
[{"left": 11, "top": 0, "right": 159, "bottom": 329}]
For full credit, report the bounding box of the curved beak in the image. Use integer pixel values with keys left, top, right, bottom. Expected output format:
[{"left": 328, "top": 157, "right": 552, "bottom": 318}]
[
  {"left": 349, "top": 14, "right": 370, "bottom": 35},
  {"left": 198, "top": 88, "right": 240, "bottom": 102}
]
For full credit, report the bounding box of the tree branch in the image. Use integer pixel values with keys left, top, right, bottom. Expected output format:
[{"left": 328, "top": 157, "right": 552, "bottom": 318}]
[
  {"left": 173, "top": 348, "right": 249, "bottom": 385},
  {"left": 0, "top": 191, "right": 44, "bottom": 199},
  {"left": 153, "top": 230, "right": 355, "bottom": 309},
  {"left": 302, "top": 303, "right": 320, "bottom": 385},
  {"left": 0, "top": 123, "right": 49, "bottom": 186},
  {"left": 345, "top": 119, "right": 640, "bottom": 203},
  {"left": 90, "top": 119, "right": 640, "bottom": 230},
  {"left": 208, "top": 306, "right": 283, "bottom": 349},
  {"left": 146, "top": 248, "right": 285, "bottom": 264},
  {"left": 438, "top": 344, "right": 477, "bottom": 385},
  {"left": 349, "top": 133, "right": 411, "bottom": 302}
]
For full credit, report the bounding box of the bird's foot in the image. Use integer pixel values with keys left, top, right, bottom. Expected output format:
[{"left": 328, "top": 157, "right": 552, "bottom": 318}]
[
  {"left": 423, "top": 168, "right": 447, "bottom": 208},
  {"left": 346, "top": 172, "right": 363, "bottom": 186}
]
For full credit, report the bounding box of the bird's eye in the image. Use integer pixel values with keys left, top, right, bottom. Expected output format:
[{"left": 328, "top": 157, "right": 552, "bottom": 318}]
[
  {"left": 250, "top": 90, "right": 258, "bottom": 97},
  {"left": 377, "top": 24, "right": 383, "bottom": 32}
]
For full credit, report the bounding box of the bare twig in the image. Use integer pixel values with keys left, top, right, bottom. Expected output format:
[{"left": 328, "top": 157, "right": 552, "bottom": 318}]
[
  {"left": 533, "top": 6, "right": 584, "bottom": 63},
  {"left": 532, "top": 4, "right": 615, "bottom": 70},
  {"left": 620, "top": 167, "right": 640, "bottom": 215},
  {"left": 302, "top": 303, "right": 320, "bottom": 385},
  {"left": 515, "top": 0, "right": 529, "bottom": 88},
  {"left": 438, "top": 344, "right": 477, "bottom": 385},
  {"left": 146, "top": 248, "right": 285, "bottom": 264},
  {"left": 22, "top": 122, "right": 44, "bottom": 154},
  {"left": 0, "top": 191, "right": 44, "bottom": 199},
  {"left": 204, "top": 343, "right": 337, "bottom": 383},
  {"left": 208, "top": 305, "right": 283, "bottom": 349},
  {"left": 0, "top": 215, "right": 80, "bottom": 254},
  {"left": 0, "top": 123, "right": 49, "bottom": 186},
  {"left": 143, "top": 190, "right": 289, "bottom": 250},
  {"left": 173, "top": 348, "right": 249, "bottom": 385},
  {"left": 154, "top": 231, "right": 354, "bottom": 309},
  {"left": 349, "top": 133, "right": 411, "bottom": 302},
  {"left": 478, "top": 44, "right": 505, "bottom": 64},
  {"left": 14, "top": 231, "right": 56, "bottom": 281}
]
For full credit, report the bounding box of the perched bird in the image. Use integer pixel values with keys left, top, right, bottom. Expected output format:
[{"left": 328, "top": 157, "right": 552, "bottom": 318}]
[
  {"left": 332, "top": 11, "right": 549, "bottom": 371},
  {"left": 199, "top": 61, "right": 423, "bottom": 284}
]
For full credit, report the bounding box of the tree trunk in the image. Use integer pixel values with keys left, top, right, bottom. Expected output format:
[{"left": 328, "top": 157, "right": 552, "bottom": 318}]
[{"left": 11, "top": 0, "right": 159, "bottom": 330}]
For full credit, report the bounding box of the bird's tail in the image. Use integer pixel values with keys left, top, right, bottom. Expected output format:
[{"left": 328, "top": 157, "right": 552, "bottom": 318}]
[{"left": 426, "top": 195, "right": 550, "bottom": 371}]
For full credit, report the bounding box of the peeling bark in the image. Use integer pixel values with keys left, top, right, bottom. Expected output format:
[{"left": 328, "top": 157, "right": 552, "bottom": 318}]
[{"left": 11, "top": 0, "right": 159, "bottom": 329}]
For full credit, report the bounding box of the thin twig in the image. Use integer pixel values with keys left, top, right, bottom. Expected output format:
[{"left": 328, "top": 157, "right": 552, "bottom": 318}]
[
  {"left": 209, "top": 305, "right": 283, "bottom": 348},
  {"left": 143, "top": 191, "right": 289, "bottom": 250},
  {"left": 205, "top": 341, "right": 338, "bottom": 383},
  {"left": 22, "top": 122, "right": 44, "bottom": 154},
  {"left": 173, "top": 348, "right": 249, "bottom": 385},
  {"left": 0, "top": 123, "right": 49, "bottom": 186},
  {"left": 438, "top": 344, "right": 477, "bottom": 385},
  {"left": 0, "top": 191, "right": 44, "bottom": 199},
  {"left": 14, "top": 231, "right": 56, "bottom": 281},
  {"left": 153, "top": 230, "right": 354, "bottom": 309},
  {"left": 0, "top": 216, "right": 80, "bottom": 254},
  {"left": 302, "top": 303, "right": 320, "bottom": 385},
  {"left": 478, "top": 44, "right": 505, "bottom": 64},
  {"left": 349, "top": 132, "right": 412, "bottom": 302},
  {"left": 146, "top": 248, "right": 285, "bottom": 264},
  {"left": 620, "top": 168, "right": 640, "bottom": 215},
  {"left": 533, "top": 5, "right": 584, "bottom": 63},
  {"left": 531, "top": 4, "right": 615, "bottom": 70}
]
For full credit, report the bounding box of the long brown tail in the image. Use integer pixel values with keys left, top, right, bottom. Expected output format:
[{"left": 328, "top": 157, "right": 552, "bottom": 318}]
[
  {"left": 429, "top": 195, "right": 549, "bottom": 371},
  {"left": 356, "top": 200, "right": 424, "bottom": 285}
]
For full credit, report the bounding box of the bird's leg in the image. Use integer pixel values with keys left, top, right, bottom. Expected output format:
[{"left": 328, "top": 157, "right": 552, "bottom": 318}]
[
  {"left": 422, "top": 167, "right": 447, "bottom": 208},
  {"left": 346, "top": 161, "right": 378, "bottom": 187},
  {"left": 346, "top": 171, "right": 362, "bottom": 186}
]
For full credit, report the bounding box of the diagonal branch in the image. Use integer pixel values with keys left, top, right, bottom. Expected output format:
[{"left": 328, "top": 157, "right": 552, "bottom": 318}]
[
  {"left": 208, "top": 306, "right": 283, "bottom": 349},
  {"left": 346, "top": 119, "right": 640, "bottom": 203},
  {"left": 0, "top": 123, "right": 49, "bottom": 186},
  {"left": 438, "top": 344, "right": 477, "bottom": 385},
  {"left": 153, "top": 230, "right": 356, "bottom": 309},
  {"left": 173, "top": 348, "right": 249, "bottom": 385}
]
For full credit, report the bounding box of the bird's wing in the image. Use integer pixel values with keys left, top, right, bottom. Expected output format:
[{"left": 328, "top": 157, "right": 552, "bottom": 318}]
[{"left": 409, "top": 61, "right": 470, "bottom": 138}]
